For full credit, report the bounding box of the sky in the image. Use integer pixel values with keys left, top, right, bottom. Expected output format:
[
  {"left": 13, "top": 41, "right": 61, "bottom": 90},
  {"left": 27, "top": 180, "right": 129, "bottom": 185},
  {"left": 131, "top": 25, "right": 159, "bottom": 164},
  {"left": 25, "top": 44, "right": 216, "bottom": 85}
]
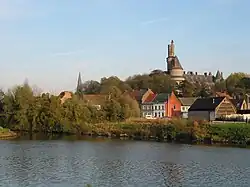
[{"left": 0, "top": 0, "right": 250, "bottom": 94}]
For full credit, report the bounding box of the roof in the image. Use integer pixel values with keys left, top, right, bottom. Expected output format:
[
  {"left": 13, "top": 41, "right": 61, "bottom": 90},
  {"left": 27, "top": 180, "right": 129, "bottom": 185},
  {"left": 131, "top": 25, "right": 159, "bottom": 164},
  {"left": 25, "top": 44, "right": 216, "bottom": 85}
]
[
  {"left": 59, "top": 91, "right": 73, "bottom": 104},
  {"left": 152, "top": 93, "right": 170, "bottom": 103},
  {"left": 178, "top": 97, "right": 197, "bottom": 106},
  {"left": 167, "top": 56, "right": 183, "bottom": 70},
  {"left": 84, "top": 94, "right": 106, "bottom": 105},
  {"left": 189, "top": 97, "right": 225, "bottom": 111},
  {"left": 230, "top": 98, "right": 244, "bottom": 110},
  {"left": 184, "top": 74, "right": 214, "bottom": 84},
  {"left": 143, "top": 93, "right": 156, "bottom": 103},
  {"left": 129, "top": 89, "right": 147, "bottom": 102}
]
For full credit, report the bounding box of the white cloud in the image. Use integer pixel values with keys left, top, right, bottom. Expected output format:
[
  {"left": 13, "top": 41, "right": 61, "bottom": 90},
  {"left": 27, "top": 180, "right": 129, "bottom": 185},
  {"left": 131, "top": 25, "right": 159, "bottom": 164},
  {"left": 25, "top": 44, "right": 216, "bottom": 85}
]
[
  {"left": 51, "top": 49, "right": 85, "bottom": 57},
  {"left": 140, "top": 17, "right": 168, "bottom": 26}
]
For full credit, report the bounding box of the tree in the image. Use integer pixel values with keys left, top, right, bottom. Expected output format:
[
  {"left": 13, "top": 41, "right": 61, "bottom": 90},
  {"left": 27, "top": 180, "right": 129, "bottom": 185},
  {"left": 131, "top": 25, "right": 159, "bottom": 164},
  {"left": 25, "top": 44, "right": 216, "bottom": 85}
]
[
  {"left": 226, "top": 72, "right": 246, "bottom": 95},
  {"left": 178, "top": 80, "right": 195, "bottom": 97},
  {"left": 82, "top": 80, "right": 101, "bottom": 94}
]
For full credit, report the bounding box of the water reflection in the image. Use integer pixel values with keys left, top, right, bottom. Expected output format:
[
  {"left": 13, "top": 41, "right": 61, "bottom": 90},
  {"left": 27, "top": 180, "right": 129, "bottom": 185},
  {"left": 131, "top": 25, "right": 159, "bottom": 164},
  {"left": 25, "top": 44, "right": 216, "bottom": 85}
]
[{"left": 1, "top": 138, "right": 250, "bottom": 186}]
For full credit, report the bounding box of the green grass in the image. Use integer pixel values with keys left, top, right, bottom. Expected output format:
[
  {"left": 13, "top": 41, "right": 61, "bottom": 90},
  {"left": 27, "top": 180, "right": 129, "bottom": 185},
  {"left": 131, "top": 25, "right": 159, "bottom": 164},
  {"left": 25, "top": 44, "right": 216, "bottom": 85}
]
[{"left": 0, "top": 127, "right": 10, "bottom": 133}]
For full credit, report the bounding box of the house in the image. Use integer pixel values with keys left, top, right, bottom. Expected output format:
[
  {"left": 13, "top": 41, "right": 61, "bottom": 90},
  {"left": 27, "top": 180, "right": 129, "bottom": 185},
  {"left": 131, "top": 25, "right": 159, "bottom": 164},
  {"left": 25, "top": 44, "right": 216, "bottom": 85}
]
[
  {"left": 141, "top": 91, "right": 181, "bottom": 118},
  {"left": 58, "top": 91, "right": 105, "bottom": 110},
  {"left": 129, "top": 88, "right": 154, "bottom": 104},
  {"left": 188, "top": 97, "right": 236, "bottom": 121},
  {"left": 178, "top": 97, "right": 197, "bottom": 118},
  {"left": 59, "top": 91, "right": 73, "bottom": 104},
  {"left": 230, "top": 98, "right": 248, "bottom": 111},
  {"left": 140, "top": 93, "right": 156, "bottom": 118}
]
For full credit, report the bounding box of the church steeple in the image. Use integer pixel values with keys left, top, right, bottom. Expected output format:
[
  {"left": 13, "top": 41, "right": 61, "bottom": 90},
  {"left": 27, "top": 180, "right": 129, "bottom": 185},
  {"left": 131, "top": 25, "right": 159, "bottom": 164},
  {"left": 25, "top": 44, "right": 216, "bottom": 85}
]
[{"left": 76, "top": 72, "right": 83, "bottom": 93}]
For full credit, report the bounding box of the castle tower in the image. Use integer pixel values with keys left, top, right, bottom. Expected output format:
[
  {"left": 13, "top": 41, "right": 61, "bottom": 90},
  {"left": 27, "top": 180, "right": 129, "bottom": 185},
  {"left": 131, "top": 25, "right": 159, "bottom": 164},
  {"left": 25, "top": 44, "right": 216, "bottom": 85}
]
[
  {"left": 166, "top": 40, "right": 185, "bottom": 83},
  {"left": 168, "top": 40, "right": 175, "bottom": 57}
]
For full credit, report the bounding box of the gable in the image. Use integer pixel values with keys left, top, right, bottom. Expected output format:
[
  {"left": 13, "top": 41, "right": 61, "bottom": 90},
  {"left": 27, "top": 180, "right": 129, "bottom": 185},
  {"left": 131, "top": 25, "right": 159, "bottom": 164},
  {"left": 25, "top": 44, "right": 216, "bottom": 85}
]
[
  {"left": 216, "top": 97, "right": 236, "bottom": 115},
  {"left": 178, "top": 97, "right": 197, "bottom": 106}
]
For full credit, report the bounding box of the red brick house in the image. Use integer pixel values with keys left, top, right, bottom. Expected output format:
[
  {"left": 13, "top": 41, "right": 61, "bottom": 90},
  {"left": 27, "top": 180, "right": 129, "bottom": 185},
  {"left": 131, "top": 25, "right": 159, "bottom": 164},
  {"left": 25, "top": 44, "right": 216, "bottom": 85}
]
[{"left": 165, "top": 91, "right": 181, "bottom": 117}]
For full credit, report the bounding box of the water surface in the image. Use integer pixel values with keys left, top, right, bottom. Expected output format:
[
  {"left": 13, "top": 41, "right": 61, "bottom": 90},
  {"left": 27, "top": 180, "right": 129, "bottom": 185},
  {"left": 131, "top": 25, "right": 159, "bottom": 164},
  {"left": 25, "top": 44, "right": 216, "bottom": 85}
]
[{"left": 1, "top": 135, "right": 250, "bottom": 187}]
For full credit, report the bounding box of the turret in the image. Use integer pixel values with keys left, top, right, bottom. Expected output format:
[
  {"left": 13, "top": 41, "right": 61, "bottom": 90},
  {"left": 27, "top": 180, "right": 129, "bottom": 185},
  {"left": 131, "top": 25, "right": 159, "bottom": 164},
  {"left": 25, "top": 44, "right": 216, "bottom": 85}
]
[{"left": 168, "top": 40, "right": 175, "bottom": 57}]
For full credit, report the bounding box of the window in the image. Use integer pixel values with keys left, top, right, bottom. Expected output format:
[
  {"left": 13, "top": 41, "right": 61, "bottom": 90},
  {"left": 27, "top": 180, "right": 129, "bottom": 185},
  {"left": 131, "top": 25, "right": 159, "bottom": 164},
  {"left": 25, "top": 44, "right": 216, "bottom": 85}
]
[
  {"left": 142, "top": 105, "right": 146, "bottom": 110},
  {"left": 162, "top": 105, "right": 164, "bottom": 110},
  {"left": 155, "top": 106, "right": 157, "bottom": 110},
  {"left": 158, "top": 106, "right": 160, "bottom": 110},
  {"left": 158, "top": 112, "right": 160, "bottom": 117},
  {"left": 151, "top": 106, "right": 153, "bottom": 110},
  {"left": 173, "top": 105, "right": 176, "bottom": 110},
  {"left": 154, "top": 113, "right": 157, "bottom": 117},
  {"left": 162, "top": 112, "right": 164, "bottom": 117},
  {"left": 147, "top": 106, "right": 151, "bottom": 110}
]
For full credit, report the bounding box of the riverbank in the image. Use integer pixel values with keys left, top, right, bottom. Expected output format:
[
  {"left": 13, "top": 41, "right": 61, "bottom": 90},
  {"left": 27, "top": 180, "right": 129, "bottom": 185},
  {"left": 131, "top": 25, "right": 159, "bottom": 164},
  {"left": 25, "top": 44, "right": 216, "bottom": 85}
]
[
  {"left": 0, "top": 128, "right": 17, "bottom": 139},
  {"left": 69, "top": 118, "right": 250, "bottom": 146},
  {"left": 9, "top": 118, "right": 250, "bottom": 146}
]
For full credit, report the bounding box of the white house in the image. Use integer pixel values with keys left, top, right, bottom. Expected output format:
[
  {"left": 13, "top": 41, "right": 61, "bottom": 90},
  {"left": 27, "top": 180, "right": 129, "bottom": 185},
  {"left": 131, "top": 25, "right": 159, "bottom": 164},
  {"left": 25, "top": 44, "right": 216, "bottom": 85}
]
[{"left": 178, "top": 97, "right": 197, "bottom": 118}]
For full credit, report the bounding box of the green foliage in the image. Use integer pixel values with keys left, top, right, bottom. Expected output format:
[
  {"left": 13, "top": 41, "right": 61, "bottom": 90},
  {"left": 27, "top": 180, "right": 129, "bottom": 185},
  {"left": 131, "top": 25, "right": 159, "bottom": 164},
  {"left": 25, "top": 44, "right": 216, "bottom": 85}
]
[{"left": 0, "top": 83, "right": 140, "bottom": 133}]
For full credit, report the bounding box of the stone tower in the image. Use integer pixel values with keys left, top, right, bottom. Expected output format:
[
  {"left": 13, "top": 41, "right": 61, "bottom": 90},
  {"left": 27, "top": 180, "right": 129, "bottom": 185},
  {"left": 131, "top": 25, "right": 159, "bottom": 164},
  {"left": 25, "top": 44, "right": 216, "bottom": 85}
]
[{"left": 166, "top": 40, "right": 185, "bottom": 83}]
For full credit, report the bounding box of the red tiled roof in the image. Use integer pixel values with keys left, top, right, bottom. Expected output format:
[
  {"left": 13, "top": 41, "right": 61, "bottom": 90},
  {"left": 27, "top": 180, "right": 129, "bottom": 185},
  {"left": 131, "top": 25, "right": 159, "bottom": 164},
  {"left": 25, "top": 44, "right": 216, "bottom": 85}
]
[{"left": 144, "top": 93, "right": 156, "bottom": 103}]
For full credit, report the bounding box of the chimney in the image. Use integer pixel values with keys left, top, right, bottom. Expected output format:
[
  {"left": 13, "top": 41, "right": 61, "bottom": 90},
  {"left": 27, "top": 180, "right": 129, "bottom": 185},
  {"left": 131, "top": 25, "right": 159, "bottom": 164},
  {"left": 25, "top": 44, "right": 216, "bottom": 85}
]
[
  {"left": 204, "top": 72, "right": 207, "bottom": 76},
  {"left": 190, "top": 71, "right": 193, "bottom": 75},
  {"left": 183, "top": 71, "right": 186, "bottom": 74}
]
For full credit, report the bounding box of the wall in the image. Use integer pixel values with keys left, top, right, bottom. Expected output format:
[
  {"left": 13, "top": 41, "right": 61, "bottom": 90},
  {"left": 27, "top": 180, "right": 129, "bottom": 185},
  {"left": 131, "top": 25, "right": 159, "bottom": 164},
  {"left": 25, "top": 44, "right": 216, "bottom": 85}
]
[
  {"left": 165, "top": 92, "right": 181, "bottom": 117},
  {"left": 216, "top": 98, "right": 236, "bottom": 117},
  {"left": 153, "top": 103, "right": 165, "bottom": 118},
  {"left": 141, "top": 103, "right": 153, "bottom": 117},
  {"left": 188, "top": 111, "right": 212, "bottom": 121}
]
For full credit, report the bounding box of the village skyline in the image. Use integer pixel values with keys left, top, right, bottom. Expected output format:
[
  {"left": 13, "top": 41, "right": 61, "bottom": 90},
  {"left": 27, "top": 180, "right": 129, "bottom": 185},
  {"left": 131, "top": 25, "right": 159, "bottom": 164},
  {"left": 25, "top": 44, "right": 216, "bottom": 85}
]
[{"left": 1, "top": 1, "right": 250, "bottom": 93}]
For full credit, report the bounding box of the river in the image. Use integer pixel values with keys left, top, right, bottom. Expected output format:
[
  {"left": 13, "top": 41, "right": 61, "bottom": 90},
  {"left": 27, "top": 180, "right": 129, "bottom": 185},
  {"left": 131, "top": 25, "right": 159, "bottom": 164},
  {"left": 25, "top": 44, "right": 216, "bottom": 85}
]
[{"left": 1, "top": 135, "right": 250, "bottom": 187}]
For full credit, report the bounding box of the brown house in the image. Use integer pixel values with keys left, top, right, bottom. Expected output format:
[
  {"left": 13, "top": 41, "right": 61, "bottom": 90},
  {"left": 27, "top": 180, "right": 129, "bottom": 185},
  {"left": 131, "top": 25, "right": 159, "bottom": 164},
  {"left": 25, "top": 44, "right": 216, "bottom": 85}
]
[{"left": 188, "top": 97, "right": 236, "bottom": 121}]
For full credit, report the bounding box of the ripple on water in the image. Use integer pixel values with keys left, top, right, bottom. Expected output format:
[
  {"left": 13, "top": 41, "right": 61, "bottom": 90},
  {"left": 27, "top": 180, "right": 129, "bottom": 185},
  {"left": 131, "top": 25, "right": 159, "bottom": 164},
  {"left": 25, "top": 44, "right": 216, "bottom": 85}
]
[{"left": 0, "top": 140, "right": 250, "bottom": 187}]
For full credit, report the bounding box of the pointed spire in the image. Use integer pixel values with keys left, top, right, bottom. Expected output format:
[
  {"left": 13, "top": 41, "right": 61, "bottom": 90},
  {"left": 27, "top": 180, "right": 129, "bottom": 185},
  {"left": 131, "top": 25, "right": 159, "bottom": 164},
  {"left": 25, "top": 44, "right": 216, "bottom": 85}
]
[{"left": 76, "top": 72, "right": 83, "bottom": 93}]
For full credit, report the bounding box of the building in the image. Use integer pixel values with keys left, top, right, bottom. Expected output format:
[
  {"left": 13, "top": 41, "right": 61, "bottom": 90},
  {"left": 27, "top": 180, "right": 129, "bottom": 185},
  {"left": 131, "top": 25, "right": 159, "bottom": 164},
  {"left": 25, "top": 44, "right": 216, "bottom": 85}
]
[
  {"left": 178, "top": 97, "right": 197, "bottom": 118},
  {"left": 188, "top": 97, "right": 236, "bottom": 121},
  {"left": 165, "top": 40, "right": 223, "bottom": 85},
  {"left": 141, "top": 91, "right": 181, "bottom": 118},
  {"left": 59, "top": 91, "right": 73, "bottom": 104},
  {"left": 230, "top": 98, "right": 248, "bottom": 111},
  {"left": 129, "top": 88, "right": 154, "bottom": 104},
  {"left": 166, "top": 40, "right": 185, "bottom": 83},
  {"left": 140, "top": 93, "right": 156, "bottom": 118}
]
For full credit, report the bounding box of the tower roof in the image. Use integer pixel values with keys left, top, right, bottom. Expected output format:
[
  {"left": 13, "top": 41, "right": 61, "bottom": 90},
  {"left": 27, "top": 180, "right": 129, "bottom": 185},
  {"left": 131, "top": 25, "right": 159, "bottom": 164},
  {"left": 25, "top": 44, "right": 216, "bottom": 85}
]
[{"left": 168, "top": 56, "right": 183, "bottom": 70}]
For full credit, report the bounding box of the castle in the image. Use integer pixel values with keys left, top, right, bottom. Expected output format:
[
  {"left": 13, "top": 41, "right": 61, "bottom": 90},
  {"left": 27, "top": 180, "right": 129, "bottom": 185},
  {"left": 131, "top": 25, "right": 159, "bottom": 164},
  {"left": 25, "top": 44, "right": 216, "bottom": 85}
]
[{"left": 166, "top": 40, "right": 223, "bottom": 85}]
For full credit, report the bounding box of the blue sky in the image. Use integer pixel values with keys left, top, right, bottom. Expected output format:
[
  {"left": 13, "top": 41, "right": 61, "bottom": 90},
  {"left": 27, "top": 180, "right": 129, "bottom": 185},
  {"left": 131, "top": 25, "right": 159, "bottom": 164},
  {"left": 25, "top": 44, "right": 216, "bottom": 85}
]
[{"left": 0, "top": 0, "right": 250, "bottom": 93}]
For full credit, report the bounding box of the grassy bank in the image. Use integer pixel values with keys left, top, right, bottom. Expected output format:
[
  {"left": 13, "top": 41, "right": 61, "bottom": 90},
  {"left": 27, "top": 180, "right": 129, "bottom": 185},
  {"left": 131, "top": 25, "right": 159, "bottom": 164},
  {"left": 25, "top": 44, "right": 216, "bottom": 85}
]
[
  {"left": 0, "top": 127, "right": 17, "bottom": 139},
  {"left": 74, "top": 119, "right": 250, "bottom": 146}
]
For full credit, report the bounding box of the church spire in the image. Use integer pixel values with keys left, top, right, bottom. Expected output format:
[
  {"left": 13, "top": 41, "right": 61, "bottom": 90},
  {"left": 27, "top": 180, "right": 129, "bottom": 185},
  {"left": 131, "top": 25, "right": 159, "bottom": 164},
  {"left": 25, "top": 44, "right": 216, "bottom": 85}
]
[{"left": 76, "top": 72, "right": 83, "bottom": 93}]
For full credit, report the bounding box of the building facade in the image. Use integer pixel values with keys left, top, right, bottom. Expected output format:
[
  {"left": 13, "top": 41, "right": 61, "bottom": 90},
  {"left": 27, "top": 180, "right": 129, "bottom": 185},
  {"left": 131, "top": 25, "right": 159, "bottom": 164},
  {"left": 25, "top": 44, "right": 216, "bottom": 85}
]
[
  {"left": 178, "top": 97, "right": 197, "bottom": 118},
  {"left": 141, "top": 91, "right": 181, "bottom": 118},
  {"left": 188, "top": 97, "right": 236, "bottom": 121}
]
